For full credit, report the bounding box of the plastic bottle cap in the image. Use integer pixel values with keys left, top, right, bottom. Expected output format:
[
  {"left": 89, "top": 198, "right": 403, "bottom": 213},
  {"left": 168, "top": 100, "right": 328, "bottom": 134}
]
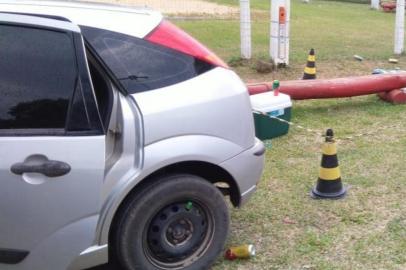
[
  {"left": 185, "top": 201, "right": 193, "bottom": 210},
  {"left": 272, "top": 80, "right": 280, "bottom": 89}
]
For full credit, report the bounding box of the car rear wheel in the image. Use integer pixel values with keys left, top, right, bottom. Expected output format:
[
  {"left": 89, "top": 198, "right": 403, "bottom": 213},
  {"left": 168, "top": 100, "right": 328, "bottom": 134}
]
[{"left": 113, "top": 174, "right": 230, "bottom": 270}]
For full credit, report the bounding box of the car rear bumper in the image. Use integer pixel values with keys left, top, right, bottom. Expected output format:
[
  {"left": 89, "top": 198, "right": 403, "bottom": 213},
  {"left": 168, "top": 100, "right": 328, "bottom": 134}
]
[{"left": 220, "top": 138, "right": 265, "bottom": 207}]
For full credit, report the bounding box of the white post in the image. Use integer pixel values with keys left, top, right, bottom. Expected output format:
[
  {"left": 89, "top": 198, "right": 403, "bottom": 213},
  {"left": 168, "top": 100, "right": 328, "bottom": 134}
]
[
  {"left": 394, "top": 0, "right": 405, "bottom": 54},
  {"left": 270, "top": 0, "right": 291, "bottom": 65},
  {"left": 240, "top": 0, "right": 252, "bottom": 59},
  {"left": 371, "top": 0, "right": 380, "bottom": 10}
]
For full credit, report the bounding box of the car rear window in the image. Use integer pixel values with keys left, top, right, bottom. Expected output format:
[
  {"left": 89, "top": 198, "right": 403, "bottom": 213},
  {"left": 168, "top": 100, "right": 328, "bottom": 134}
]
[{"left": 81, "top": 26, "right": 213, "bottom": 94}]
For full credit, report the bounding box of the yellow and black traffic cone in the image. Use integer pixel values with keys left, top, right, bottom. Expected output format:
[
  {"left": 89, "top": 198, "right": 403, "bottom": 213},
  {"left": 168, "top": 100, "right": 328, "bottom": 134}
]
[
  {"left": 311, "top": 129, "right": 347, "bottom": 199},
  {"left": 303, "top": 48, "right": 316, "bottom": 80}
]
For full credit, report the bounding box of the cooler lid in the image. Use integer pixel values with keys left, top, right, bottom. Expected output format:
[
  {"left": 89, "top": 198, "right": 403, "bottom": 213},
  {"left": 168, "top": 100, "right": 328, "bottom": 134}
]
[{"left": 250, "top": 92, "right": 292, "bottom": 112}]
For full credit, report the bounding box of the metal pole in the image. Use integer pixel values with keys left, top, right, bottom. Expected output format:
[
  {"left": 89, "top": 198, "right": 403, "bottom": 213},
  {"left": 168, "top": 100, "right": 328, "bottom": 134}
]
[
  {"left": 371, "top": 0, "right": 379, "bottom": 10},
  {"left": 394, "top": 0, "right": 405, "bottom": 54},
  {"left": 240, "top": 0, "right": 252, "bottom": 59}
]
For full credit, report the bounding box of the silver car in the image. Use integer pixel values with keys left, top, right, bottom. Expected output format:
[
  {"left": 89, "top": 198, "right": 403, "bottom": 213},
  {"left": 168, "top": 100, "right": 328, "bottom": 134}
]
[{"left": 0, "top": 1, "right": 265, "bottom": 269}]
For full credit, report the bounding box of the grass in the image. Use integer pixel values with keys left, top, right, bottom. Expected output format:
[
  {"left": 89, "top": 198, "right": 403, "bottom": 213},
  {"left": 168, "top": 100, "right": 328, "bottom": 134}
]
[
  {"left": 173, "top": 1, "right": 406, "bottom": 269},
  {"left": 175, "top": 0, "right": 406, "bottom": 80},
  {"left": 210, "top": 96, "right": 406, "bottom": 270},
  {"left": 206, "top": 0, "right": 271, "bottom": 10}
]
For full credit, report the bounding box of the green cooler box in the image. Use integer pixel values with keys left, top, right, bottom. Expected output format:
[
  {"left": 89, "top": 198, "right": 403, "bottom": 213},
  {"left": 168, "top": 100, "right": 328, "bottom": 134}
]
[{"left": 250, "top": 92, "right": 292, "bottom": 140}]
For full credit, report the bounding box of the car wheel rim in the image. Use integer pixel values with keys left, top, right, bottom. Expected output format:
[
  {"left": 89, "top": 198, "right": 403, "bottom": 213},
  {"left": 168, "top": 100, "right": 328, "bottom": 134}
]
[{"left": 144, "top": 200, "right": 214, "bottom": 269}]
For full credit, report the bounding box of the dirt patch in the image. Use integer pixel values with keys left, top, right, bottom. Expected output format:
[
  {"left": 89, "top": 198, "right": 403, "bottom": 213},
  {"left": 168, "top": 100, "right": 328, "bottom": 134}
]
[{"left": 91, "top": 0, "right": 238, "bottom": 15}]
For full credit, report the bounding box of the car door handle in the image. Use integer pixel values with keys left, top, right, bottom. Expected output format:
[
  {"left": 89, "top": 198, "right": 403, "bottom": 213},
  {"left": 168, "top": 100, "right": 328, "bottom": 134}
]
[{"left": 11, "top": 160, "right": 71, "bottom": 178}]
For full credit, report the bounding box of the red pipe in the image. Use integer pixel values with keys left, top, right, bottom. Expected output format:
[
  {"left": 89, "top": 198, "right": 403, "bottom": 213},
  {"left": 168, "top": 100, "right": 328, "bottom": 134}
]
[
  {"left": 378, "top": 89, "right": 406, "bottom": 104},
  {"left": 381, "top": 2, "right": 396, "bottom": 12},
  {"left": 247, "top": 74, "right": 406, "bottom": 100}
]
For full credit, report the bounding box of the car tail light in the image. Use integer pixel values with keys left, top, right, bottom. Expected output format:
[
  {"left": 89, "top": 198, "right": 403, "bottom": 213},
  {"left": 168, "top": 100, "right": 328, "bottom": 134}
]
[{"left": 146, "top": 20, "right": 228, "bottom": 68}]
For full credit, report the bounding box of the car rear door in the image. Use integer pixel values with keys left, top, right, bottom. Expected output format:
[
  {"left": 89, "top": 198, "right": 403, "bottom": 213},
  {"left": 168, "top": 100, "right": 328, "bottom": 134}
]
[{"left": 0, "top": 14, "right": 106, "bottom": 268}]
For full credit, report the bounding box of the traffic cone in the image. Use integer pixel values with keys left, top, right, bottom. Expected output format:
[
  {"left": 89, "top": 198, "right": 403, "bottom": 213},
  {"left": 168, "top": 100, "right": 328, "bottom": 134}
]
[
  {"left": 303, "top": 48, "right": 316, "bottom": 80},
  {"left": 311, "top": 129, "right": 347, "bottom": 199}
]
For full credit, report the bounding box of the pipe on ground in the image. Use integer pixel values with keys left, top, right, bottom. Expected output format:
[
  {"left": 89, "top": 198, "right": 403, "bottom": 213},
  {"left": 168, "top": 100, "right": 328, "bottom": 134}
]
[{"left": 247, "top": 74, "right": 406, "bottom": 100}]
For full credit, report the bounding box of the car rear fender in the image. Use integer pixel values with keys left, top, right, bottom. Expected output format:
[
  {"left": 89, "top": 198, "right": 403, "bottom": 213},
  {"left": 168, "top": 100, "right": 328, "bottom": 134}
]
[{"left": 95, "top": 134, "right": 245, "bottom": 245}]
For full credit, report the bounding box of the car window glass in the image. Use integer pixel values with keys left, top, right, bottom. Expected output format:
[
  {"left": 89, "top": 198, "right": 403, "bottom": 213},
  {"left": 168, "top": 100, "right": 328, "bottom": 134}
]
[
  {"left": 81, "top": 26, "right": 213, "bottom": 94},
  {"left": 0, "top": 25, "right": 77, "bottom": 130}
]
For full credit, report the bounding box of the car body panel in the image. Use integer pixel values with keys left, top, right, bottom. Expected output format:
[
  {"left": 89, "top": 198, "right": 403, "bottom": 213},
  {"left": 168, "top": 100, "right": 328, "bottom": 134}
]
[
  {"left": 67, "top": 244, "right": 108, "bottom": 270},
  {"left": 0, "top": 11, "right": 80, "bottom": 32},
  {"left": 96, "top": 134, "right": 247, "bottom": 246},
  {"left": 133, "top": 67, "right": 256, "bottom": 149},
  {"left": 1, "top": 216, "right": 100, "bottom": 270},
  {"left": 0, "top": 137, "right": 105, "bottom": 270},
  {"left": 220, "top": 138, "right": 265, "bottom": 205},
  {"left": 0, "top": 0, "right": 163, "bottom": 38}
]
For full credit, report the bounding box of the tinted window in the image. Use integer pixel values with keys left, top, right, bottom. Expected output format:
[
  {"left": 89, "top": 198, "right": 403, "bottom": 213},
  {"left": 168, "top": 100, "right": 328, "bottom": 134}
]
[
  {"left": 66, "top": 83, "right": 91, "bottom": 132},
  {"left": 0, "top": 25, "right": 77, "bottom": 130},
  {"left": 81, "top": 26, "right": 213, "bottom": 94}
]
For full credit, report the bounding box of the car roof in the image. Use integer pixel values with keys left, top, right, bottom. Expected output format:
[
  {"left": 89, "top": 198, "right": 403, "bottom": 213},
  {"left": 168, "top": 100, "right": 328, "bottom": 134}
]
[{"left": 0, "top": 0, "right": 163, "bottom": 37}]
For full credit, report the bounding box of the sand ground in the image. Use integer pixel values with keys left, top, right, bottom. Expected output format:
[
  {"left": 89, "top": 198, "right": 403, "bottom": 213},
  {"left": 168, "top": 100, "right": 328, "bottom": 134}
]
[{"left": 91, "top": 0, "right": 238, "bottom": 15}]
